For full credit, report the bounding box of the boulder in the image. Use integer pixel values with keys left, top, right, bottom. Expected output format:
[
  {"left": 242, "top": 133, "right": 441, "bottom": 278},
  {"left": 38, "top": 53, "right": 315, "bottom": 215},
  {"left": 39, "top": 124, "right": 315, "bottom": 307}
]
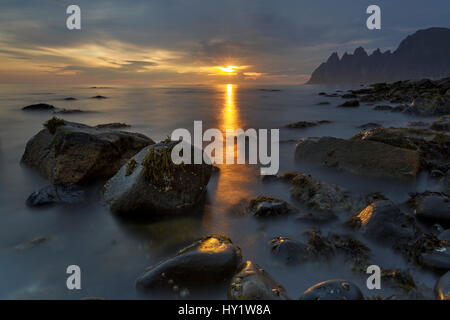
[
  {"left": 26, "top": 183, "right": 85, "bottom": 206},
  {"left": 294, "top": 137, "right": 420, "bottom": 180},
  {"left": 350, "top": 200, "right": 420, "bottom": 248},
  {"left": 299, "top": 280, "right": 364, "bottom": 300},
  {"left": 136, "top": 235, "right": 242, "bottom": 291},
  {"left": 352, "top": 127, "right": 449, "bottom": 171},
  {"left": 421, "top": 247, "right": 450, "bottom": 270},
  {"left": 21, "top": 118, "right": 153, "bottom": 184},
  {"left": 228, "top": 261, "right": 290, "bottom": 300},
  {"left": 434, "top": 271, "right": 450, "bottom": 300},
  {"left": 103, "top": 140, "right": 213, "bottom": 214}
]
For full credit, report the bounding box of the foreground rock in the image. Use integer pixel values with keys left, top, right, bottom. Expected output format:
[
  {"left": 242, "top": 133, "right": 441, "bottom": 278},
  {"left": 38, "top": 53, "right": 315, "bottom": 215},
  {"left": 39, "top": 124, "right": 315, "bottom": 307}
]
[
  {"left": 21, "top": 118, "right": 153, "bottom": 184},
  {"left": 26, "top": 183, "right": 85, "bottom": 206},
  {"left": 228, "top": 261, "right": 290, "bottom": 300},
  {"left": 136, "top": 235, "right": 242, "bottom": 291},
  {"left": 269, "top": 237, "right": 309, "bottom": 265},
  {"left": 349, "top": 200, "right": 420, "bottom": 248},
  {"left": 294, "top": 137, "right": 420, "bottom": 180},
  {"left": 104, "top": 140, "right": 212, "bottom": 214},
  {"left": 299, "top": 280, "right": 364, "bottom": 300},
  {"left": 352, "top": 127, "right": 449, "bottom": 172},
  {"left": 22, "top": 103, "right": 56, "bottom": 111},
  {"left": 434, "top": 271, "right": 450, "bottom": 300}
]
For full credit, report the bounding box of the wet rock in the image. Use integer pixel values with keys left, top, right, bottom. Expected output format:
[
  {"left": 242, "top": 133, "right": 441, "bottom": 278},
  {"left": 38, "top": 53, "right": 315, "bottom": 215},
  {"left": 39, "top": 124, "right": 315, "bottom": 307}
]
[
  {"left": 269, "top": 237, "right": 309, "bottom": 265},
  {"left": 294, "top": 137, "right": 420, "bottom": 180},
  {"left": 104, "top": 140, "right": 212, "bottom": 214},
  {"left": 341, "top": 93, "right": 357, "bottom": 99},
  {"left": 405, "top": 96, "right": 450, "bottom": 116},
  {"left": 284, "top": 120, "right": 331, "bottom": 129},
  {"left": 62, "top": 97, "right": 77, "bottom": 101},
  {"left": 136, "top": 235, "right": 242, "bottom": 291},
  {"left": 228, "top": 261, "right": 290, "bottom": 300},
  {"left": 13, "top": 236, "right": 50, "bottom": 250},
  {"left": 431, "top": 116, "right": 450, "bottom": 131},
  {"left": 351, "top": 127, "right": 449, "bottom": 172},
  {"left": 91, "top": 95, "right": 107, "bottom": 99},
  {"left": 357, "top": 122, "right": 382, "bottom": 130},
  {"left": 248, "top": 196, "right": 296, "bottom": 217},
  {"left": 339, "top": 100, "right": 359, "bottom": 107},
  {"left": 430, "top": 169, "right": 445, "bottom": 179},
  {"left": 349, "top": 200, "right": 420, "bottom": 248},
  {"left": 290, "top": 173, "right": 363, "bottom": 212},
  {"left": 26, "top": 183, "right": 85, "bottom": 206},
  {"left": 22, "top": 103, "right": 56, "bottom": 111},
  {"left": 434, "top": 271, "right": 450, "bottom": 300},
  {"left": 409, "top": 192, "right": 450, "bottom": 226},
  {"left": 21, "top": 118, "right": 153, "bottom": 184},
  {"left": 299, "top": 280, "right": 364, "bottom": 300}
]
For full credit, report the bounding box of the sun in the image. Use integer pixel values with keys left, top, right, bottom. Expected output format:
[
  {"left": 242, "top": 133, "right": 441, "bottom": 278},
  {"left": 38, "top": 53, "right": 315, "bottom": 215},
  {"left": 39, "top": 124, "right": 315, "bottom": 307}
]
[{"left": 217, "top": 65, "right": 239, "bottom": 75}]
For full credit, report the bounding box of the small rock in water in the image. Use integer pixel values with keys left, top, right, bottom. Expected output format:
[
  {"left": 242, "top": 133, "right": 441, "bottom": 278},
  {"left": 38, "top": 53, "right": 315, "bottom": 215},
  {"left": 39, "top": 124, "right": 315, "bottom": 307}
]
[
  {"left": 299, "top": 280, "right": 364, "bottom": 300},
  {"left": 410, "top": 192, "right": 450, "bottom": 227},
  {"left": 26, "top": 183, "right": 86, "bottom": 206},
  {"left": 421, "top": 247, "right": 450, "bottom": 270},
  {"left": 228, "top": 261, "right": 290, "bottom": 300},
  {"left": 284, "top": 120, "right": 331, "bottom": 129},
  {"left": 434, "top": 271, "right": 450, "bottom": 300},
  {"left": 316, "top": 101, "right": 330, "bottom": 105},
  {"left": 338, "top": 100, "right": 360, "bottom": 107},
  {"left": 91, "top": 95, "right": 107, "bottom": 99},
  {"left": 248, "top": 196, "right": 295, "bottom": 217},
  {"left": 269, "top": 237, "right": 308, "bottom": 265},
  {"left": 136, "top": 235, "right": 242, "bottom": 291},
  {"left": 62, "top": 97, "right": 77, "bottom": 101},
  {"left": 22, "top": 103, "right": 56, "bottom": 111}
]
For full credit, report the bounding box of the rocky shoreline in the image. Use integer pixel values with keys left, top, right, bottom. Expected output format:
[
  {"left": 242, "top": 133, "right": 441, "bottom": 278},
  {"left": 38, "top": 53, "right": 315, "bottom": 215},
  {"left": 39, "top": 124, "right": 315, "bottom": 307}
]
[{"left": 17, "top": 76, "right": 450, "bottom": 300}]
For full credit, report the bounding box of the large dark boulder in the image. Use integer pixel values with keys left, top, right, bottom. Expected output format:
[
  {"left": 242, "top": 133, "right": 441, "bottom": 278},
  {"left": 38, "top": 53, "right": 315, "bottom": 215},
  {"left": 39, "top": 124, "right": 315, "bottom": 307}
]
[
  {"left": 21, "top": 118, "right": 153, "bottom": 184},
  {"left": 136, "top": 235, "right": 242, "bottom": 291},
  {"left": 228, "top": 261, "right": 290, "bottom": 300},
  {"left": 294, "top": 137, "right": 420, "bottom": 180},
  {"left": 103, "top": 140, "right": 213, "bottom": 215}
]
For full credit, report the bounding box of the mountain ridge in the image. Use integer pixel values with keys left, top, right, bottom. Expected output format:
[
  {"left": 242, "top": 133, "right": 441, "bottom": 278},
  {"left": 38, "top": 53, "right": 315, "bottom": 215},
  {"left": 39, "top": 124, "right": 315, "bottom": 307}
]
[{"left": 308, "top": 27, "right": 450, "bottom": 84}]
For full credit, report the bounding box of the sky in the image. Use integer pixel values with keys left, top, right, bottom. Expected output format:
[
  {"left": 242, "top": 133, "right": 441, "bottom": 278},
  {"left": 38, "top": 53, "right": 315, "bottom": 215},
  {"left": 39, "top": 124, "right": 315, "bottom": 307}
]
[{"left": 0, "top": 0, "right": 449, "bottom": 86}]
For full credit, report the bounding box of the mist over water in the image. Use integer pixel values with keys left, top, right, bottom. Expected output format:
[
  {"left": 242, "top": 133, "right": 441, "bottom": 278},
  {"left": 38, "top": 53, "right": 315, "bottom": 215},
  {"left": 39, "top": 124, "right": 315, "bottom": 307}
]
[{"left": 0, "top": 83, "right": 442, "bottom": 299}]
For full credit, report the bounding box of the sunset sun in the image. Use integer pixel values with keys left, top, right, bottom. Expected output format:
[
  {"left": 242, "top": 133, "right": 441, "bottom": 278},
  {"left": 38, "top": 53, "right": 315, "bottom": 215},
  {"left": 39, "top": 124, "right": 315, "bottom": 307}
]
[{"left": 217, "top": 65, "right": 239, "bottom": 75}]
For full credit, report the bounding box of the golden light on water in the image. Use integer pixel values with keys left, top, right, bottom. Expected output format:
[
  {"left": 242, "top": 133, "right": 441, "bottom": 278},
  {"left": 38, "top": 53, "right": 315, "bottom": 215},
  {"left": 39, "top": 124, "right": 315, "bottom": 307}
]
[{"left": 222, "top": 84, "right": 238, "bottom": 131}]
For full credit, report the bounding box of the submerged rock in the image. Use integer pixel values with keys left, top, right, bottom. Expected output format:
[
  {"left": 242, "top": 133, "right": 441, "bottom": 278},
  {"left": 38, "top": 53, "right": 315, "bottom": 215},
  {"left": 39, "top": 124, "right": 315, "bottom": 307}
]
[
  {"left": 22, "top": 103, "right": 56, "bottom": 111},
  {"left": 284, "top": 120, "right": 331, "bottom": 129},
  {"left": 247, "top": 196, "right": 296, "bottom": 217},
  {"left": 13, "top": 235, "right": 50, "bottom": 250},
  {"left": 136, "top": 235, "right": 242, "bottom": 291},
  {"left": 434, "top": 271, "right": 450, "bottom": 300},
  {"left": 104, "top": 140, "right": 212, "bottom": 215},
  {"left": 21, "top": 118, "right": 153, "bottom": 184},
  {"left": 294, "top": 137, "right": 420, "bottom": 180},
  {"left": 26, "top": 183, "right": 85, "bottom": 206},
  {"left": 228, "top": 261, "right": 290, "bottom": 300},
  {"left": 299, "top": 280, "right": 364, "bottom": 300},
  {"left": 349, "top": 200, "right": 420, "bottom": 248},
  {"left": 91, "top": 95, "right": 107, "bottom": 99}
]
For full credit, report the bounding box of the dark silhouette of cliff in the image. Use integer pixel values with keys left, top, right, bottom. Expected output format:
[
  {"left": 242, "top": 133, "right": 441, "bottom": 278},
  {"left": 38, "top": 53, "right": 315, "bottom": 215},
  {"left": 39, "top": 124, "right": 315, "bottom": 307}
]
[{"left": 308, "top": 27, "right": 450, "bottom": 84}]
